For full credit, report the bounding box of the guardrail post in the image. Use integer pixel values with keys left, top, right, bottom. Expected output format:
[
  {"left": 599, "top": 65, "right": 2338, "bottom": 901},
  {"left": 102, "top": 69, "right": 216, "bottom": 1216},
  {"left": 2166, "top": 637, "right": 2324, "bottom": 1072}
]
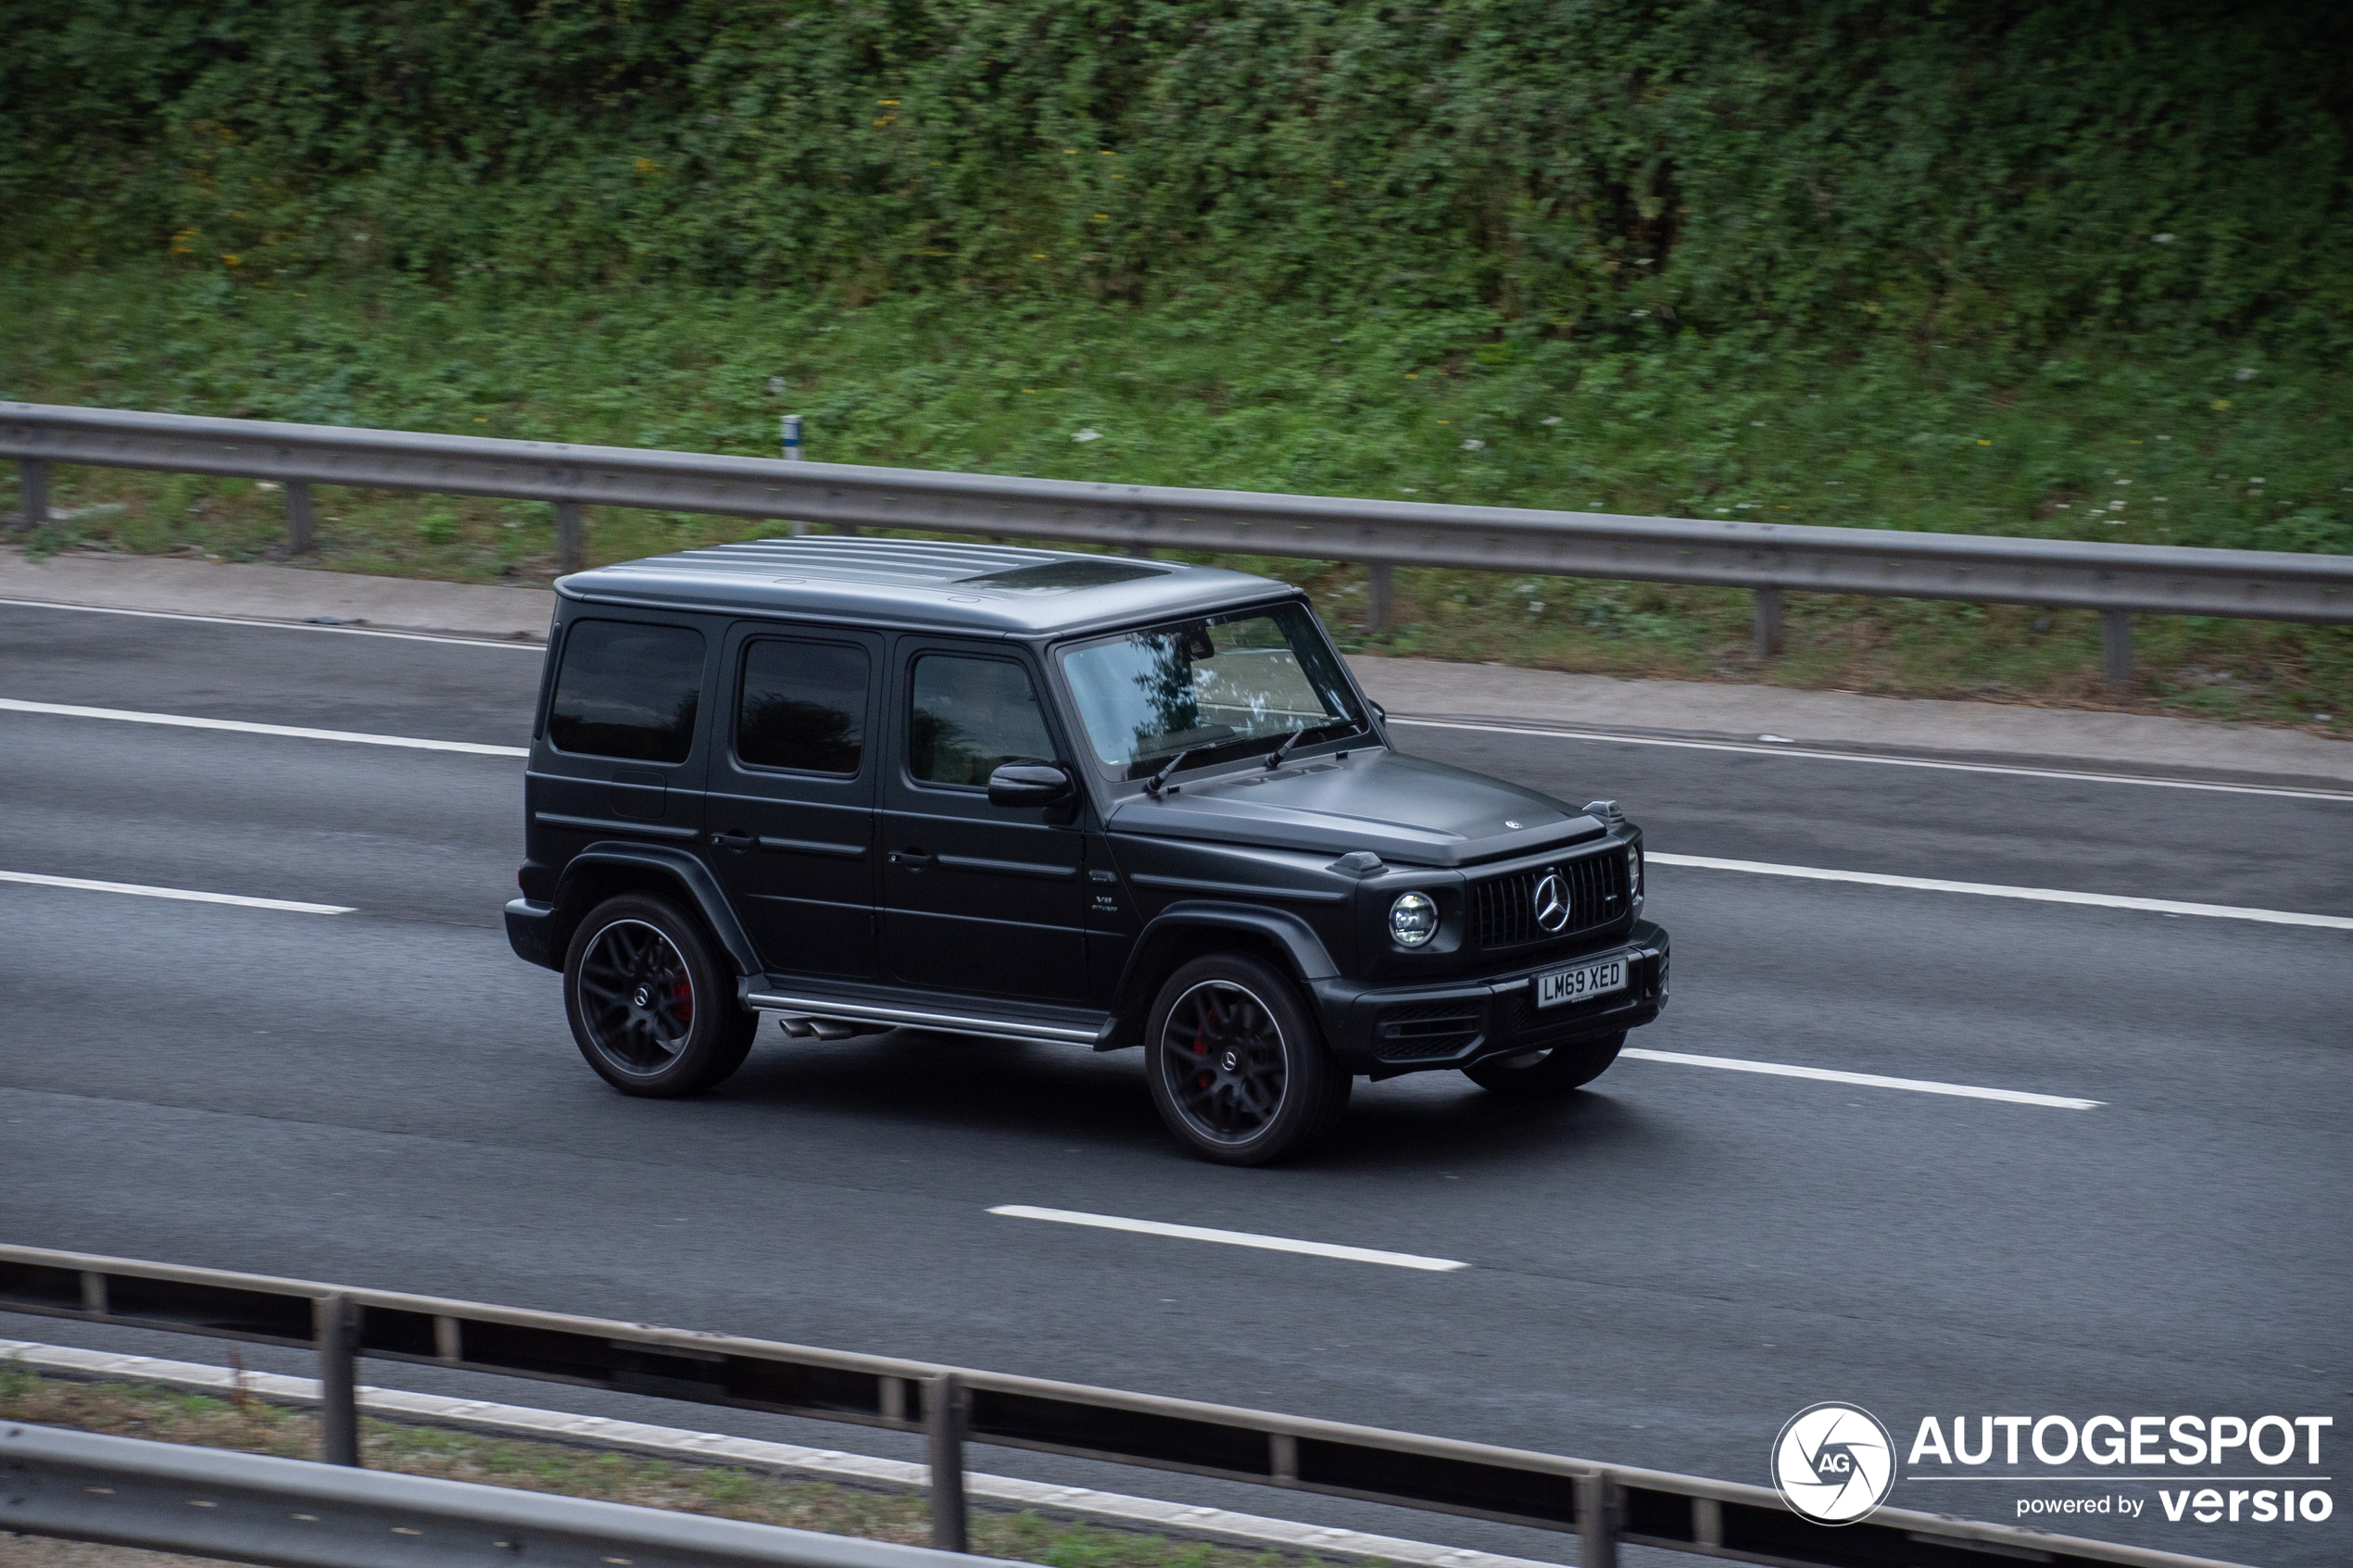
[
  {"left": 1753, "top": 586, "right": 1785, "bottom": 659},
  {"left": 284, "top": 481, "right": 315, "bottom": 555},
  {"left": 553, "top": 500, "right": 585, "bottom": 575},
  {"left": 925, "top": 1373, "right": 968, "bottom": 1552},
  {"left": 314, "top": 1293, "right": 360, "bottom": 1468},
  {"left": 1366, "top": 562, "right": 1395, "bottom": 633},
  {"left": 1575, "top": 1472, "right": 1618, "bottom": 1568},
  {"left": 2100, "top": 608, "right": 2133, "bottom": 688},
  {"left": 17, "top": 458, "right": 48, "bottom": 532}
]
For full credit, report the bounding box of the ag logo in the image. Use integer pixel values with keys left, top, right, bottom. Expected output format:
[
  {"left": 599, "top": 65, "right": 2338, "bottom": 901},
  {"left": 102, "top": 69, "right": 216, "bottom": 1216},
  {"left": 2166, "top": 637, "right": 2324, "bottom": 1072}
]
[{"left": 1771, "top": 1403, "right": 1895, "bottom": 1525}]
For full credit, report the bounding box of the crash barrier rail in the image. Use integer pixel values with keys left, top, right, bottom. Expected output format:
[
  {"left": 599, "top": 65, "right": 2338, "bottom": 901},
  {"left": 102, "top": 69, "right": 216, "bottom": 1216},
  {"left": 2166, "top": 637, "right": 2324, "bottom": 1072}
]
[
  {"left": 0, "top": 1244, "right": 2247, "bottom": 1568},
  {"left": 0, "top": 1421, "right": 997, "bottom": 1568},
  {"left": 5, "top": 401, "right": 2349, "bottom": 687}
]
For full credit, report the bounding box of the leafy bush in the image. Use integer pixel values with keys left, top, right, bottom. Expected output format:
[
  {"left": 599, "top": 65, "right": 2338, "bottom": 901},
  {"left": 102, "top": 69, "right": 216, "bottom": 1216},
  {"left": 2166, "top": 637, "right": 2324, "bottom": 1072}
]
[{"left": 5, "top": 1, "right": 2347, "bottom": 358}]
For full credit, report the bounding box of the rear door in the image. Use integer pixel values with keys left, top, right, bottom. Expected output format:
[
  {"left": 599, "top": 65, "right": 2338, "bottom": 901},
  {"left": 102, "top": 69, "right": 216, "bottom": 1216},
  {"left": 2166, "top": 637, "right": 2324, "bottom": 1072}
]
[
  {"left": 879, "top": 639, "right": 1088, "bottom": 1003},
  {"left": 705, "top": 624, "right": 882, "bottom": 980}
]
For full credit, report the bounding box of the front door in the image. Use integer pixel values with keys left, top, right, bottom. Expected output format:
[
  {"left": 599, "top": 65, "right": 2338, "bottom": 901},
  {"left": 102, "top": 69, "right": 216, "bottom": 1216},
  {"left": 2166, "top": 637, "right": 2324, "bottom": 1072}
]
[
  {"left": 704, "top": 625, "right": 882, "bottom": 979},
  {"left": 880, "top": 641, "right": 1088, "bottom": 1002}
]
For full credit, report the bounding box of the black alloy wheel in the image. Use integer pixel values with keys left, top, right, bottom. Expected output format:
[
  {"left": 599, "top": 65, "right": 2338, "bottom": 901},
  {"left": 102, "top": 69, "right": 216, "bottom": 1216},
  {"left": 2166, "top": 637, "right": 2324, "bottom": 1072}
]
[
  {"left": 1144, "top": 953, "right": 1349, "bottom": 1165},
  {"left": 1461, "top": 1031, "right": 1625, "bottom": 1097},
  {"left": 563, "top": 892, "right": 755, "bottom": 1097}
]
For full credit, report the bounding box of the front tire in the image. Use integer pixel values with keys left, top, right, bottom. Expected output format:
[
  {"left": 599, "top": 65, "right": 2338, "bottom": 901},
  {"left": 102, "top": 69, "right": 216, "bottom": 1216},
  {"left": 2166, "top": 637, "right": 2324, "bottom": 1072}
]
[
  {"left": 1144, "top": 954, "right": 1350, "bottom": 1165},
  {"left": 1461, "top": 1031, "right": 1625, "bottom": 1097},
  {"left": 563, "top": 893, "right": 756, "bottom": 1097}
]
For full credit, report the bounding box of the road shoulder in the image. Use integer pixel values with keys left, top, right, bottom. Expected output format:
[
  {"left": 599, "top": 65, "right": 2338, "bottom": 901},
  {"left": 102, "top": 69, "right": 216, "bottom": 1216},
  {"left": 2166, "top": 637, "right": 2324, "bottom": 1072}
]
[{"left": 6, "top": 546, "right": 2347, "bottom": 785}]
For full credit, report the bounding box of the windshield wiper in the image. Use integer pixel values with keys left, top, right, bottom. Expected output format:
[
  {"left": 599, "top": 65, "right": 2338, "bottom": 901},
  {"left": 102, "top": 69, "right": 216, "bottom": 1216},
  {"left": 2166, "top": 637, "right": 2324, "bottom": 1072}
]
[
  {"left": 1264, "top": 726, "right": 1309, "bottom": 771},
  {"left": 1143, "top": 746, "right": 1208, "bottom": 797}
]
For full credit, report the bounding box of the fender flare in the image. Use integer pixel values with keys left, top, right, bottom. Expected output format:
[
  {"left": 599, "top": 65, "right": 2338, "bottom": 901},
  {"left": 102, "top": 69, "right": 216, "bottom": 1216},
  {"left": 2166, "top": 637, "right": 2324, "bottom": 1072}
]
[
  {"left": 552, "top": 843, "right": 762, "bottom": 977},
  {"left": 1105, "top": 899, "right": 1341, "bottom": 1047}
]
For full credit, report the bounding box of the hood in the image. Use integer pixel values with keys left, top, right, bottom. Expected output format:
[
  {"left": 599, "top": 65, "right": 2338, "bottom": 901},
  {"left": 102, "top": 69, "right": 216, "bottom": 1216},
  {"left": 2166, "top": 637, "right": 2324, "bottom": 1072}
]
[{"left": 1104, "top": 749, "right": 1606, "bottom": 868}]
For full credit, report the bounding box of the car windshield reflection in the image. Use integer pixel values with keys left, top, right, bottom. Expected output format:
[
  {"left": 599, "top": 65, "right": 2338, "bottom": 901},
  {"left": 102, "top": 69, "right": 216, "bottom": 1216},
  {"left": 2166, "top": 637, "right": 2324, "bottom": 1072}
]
[{"left": 1061, "top": 602, "right": 1365, "bottom": 781}]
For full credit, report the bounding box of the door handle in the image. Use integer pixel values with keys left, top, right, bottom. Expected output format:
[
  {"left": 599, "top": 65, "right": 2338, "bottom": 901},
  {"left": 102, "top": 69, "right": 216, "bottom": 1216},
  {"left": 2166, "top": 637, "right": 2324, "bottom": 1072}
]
[
  {"left": 888, "top": 848, "right": 934, "bottom": 868},
  {"left": 710, "top": 829, "right": 755, "bottom": 851}
]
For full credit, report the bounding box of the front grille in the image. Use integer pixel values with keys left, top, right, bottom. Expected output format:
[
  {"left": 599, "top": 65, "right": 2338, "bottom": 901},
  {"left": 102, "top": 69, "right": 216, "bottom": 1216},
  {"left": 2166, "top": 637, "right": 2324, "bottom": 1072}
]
[
  {"left": 1470, "top": 851, "right": 1629, "bottom": 950},
  {"left": 1372, "top": 999, "right": 1485, "bottom": 1062}
]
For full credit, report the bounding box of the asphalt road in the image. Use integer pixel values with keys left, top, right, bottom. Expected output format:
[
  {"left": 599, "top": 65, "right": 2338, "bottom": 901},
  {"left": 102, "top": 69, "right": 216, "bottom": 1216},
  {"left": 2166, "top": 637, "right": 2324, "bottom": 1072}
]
[{"left": 2, "top": 601, "right": 2348, "bottom": 1567}]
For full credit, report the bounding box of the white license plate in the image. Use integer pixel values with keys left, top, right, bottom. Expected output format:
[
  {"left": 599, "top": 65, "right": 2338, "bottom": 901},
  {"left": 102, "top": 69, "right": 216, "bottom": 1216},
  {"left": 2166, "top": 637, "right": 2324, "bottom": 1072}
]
[{"left": 1536, "top": 956, "right": 1627, "bottom": 1009}]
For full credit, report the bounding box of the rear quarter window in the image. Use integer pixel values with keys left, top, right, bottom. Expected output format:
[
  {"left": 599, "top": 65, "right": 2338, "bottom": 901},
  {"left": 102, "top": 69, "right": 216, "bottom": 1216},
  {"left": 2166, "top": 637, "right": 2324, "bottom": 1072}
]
[{"left": 547, "top": 620, "right": 706, "bottom": 763}]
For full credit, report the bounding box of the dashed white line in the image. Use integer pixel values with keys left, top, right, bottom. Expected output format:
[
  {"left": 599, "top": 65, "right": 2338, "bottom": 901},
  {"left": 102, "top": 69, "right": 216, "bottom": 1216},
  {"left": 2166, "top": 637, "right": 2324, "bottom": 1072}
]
[
  {"left": 1618, "top": 1047, "right": 2101, "bottom": 1109},
  {"left": 988, "top": 1206, "right": 1467, "bottom": 1271},
  {"left": 1388, "top": 715, "right": 2353, "bottom": 802},
  {"left": 0, "top": 696, "right": 528, "bottom": 758},
  {"left": 0, "top": 870, "right": 353, "bottom": 914},
  {"left": 1647, "top": 851, "right": 2353, "bottom": 930}
]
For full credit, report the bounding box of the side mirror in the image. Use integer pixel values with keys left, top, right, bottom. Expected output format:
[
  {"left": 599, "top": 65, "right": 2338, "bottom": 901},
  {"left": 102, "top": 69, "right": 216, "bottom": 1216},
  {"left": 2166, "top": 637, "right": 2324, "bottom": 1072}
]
[
  {"left": 988, "top": 759, "right": 1076, "bottom": 809},
  {"left": 1366, "top": 699, "right": 1388, "bottom": 721}
]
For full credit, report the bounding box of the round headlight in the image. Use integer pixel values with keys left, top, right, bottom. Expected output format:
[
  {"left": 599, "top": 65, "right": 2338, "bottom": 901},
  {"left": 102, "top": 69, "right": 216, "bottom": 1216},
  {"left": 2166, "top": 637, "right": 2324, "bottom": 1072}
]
[
  {"left": 1629, "top": 846, "right": 1642, "bottom": 901},
  {"left": 1388, "top": 891, "right": 1438, "bottom": 947}
]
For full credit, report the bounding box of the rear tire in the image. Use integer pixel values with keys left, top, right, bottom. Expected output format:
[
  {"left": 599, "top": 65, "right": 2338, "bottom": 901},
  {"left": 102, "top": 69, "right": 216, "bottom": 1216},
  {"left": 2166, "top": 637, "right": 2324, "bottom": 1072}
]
[
  {"left": 1144, "top": 953, "right": 1350, "bottom": 1165},
  {"left": 1461, "top": 1032, "right": 1625, "bottom": 1097},
  {"left": 563, "top": 892, "right": 756, "bottom": 1097}
]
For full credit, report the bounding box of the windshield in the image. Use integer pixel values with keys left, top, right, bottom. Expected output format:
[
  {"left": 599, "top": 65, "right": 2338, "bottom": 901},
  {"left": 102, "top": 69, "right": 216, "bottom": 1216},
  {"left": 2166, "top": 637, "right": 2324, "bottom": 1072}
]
[{"left": 1060, "top": 601, "right": 1366, "bottom": 781}]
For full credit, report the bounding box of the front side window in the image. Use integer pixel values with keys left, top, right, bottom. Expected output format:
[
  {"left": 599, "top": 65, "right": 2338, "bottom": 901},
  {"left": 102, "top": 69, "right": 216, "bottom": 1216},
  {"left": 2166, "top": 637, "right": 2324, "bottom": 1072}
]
[
  {"left": 547, "top": 620, "right": 705, "bottom": 763},
  {"left": 737, "top": 639, "right": 867, "bottom": 774},
  {"left": 908, "top": 656, "right": 1054, "bottom": 786},
  {"left": 1060, "top": 601, "right": 1365, "bottom": 780}
]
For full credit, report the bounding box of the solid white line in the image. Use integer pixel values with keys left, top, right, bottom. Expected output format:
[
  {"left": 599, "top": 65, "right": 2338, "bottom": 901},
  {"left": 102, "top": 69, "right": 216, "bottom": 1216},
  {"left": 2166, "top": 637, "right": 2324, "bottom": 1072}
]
[
  {"left": 1647, "top": 851, "right": 2353, "bottom": 930},
  {"left": 0, "top": 869, "right": 352, "bottom": 914},
  {"left": 0, "top": 696, "right": 530, "bottom": 757},
  {"left": 989, "top": 1205, "right": 1467, "bottom": 1271},
  {"left": 1388, "top": 716, "right": 2353, "bottom": 802},
  {"left": 0, "top": 596, "right": 546, "bottom": 649},
  {"left": 1618, "top": 1047, "right": 2101, "bottom": 1109}
]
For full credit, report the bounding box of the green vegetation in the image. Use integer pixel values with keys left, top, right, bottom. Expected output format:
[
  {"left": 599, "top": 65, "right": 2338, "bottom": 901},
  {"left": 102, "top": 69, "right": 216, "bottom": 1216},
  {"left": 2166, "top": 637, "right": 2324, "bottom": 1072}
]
[
  {"left": 0, "top": 1368, "right": 1348, "bottom": 1568},
  {"left": 2, "top": 2, "right": 2347, "bottom": 721}
]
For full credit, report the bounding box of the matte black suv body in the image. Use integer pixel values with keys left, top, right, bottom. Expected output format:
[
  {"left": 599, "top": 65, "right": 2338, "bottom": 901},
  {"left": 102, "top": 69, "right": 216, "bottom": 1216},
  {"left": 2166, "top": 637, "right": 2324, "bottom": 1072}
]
[{"left": 506, "top": 538, "right": 1668, "bottom": 1162}]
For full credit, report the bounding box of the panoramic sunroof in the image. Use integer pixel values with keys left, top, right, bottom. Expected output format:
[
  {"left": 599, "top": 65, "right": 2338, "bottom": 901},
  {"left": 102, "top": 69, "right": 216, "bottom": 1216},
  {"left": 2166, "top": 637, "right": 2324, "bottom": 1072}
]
[{"left": 956, "top": 559, "right": 1170, "bottom": 592}]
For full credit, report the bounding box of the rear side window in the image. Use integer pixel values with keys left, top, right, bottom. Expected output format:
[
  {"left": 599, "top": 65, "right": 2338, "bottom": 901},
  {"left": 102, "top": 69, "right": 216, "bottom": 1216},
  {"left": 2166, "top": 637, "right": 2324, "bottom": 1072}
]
[
  {"left": 737, "top": 639, "right": 868, "bottom": 774},
  {"left": 908, "top": 656, "right": 1054, "bottom": 786},
  {"left": 547, "top": 621, "right": 705, "bottom": 763}
]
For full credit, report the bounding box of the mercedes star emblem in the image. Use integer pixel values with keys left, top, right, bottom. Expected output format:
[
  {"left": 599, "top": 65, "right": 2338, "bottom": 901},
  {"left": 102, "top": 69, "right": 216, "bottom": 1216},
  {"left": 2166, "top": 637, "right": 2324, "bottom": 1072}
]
[{"left": 1532, "top": 871, "right": 1570, "bottom": 933}]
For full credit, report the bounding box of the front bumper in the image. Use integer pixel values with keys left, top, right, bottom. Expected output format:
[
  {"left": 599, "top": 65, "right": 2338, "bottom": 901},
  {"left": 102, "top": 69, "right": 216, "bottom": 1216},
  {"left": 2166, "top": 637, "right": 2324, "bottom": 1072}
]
[{"left": 1312, "top": 920, "right": 1668, "bottom": 1078}]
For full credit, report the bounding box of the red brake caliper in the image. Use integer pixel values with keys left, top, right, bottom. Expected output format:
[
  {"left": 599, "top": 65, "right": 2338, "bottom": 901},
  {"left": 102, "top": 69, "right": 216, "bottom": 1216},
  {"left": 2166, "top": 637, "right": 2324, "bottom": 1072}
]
[{"left": 673, "top": 980, "right": 693, "bottom": 1025}]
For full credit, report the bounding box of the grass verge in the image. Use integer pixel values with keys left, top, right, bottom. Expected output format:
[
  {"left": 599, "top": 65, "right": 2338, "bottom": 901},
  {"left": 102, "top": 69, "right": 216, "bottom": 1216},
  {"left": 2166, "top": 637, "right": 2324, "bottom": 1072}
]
[
  {"left": 0, "top": 1367, "right": 1368, "bottom": 1568},
  {"left": 3, "top": 265, "right": 2347, "bottom": 729}
]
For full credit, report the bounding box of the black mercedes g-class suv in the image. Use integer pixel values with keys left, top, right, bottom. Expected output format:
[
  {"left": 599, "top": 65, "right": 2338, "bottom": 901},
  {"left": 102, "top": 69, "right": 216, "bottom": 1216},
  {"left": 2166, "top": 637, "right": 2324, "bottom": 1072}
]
[{"left": 506, "top": 538, "right": 1668, "bottom": 1163}]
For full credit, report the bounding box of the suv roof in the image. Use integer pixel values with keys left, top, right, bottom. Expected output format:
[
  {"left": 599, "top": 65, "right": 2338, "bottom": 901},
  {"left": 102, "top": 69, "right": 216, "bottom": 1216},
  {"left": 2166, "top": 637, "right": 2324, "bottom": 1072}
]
[{"left": 557, "top": 538, "right": 1288, "bottom": 635}]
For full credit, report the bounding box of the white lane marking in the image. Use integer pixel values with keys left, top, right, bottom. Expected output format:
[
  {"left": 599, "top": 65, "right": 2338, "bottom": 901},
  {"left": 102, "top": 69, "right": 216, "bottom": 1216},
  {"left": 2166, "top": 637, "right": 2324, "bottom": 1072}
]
[
  {"left": 1648, "top": 851, "right": 2353, "bottom": 930},
  {"left": 0, "top": 596, "right": 545, "bottom": 650},
  {"left": 988, "top": 1205, "right": 1466, "bottom": 1272},
  {"left": 0, "top": 870, "right": 352, "bottom": 914},
  {"left": 1619, "top": 1048, "right": 2101, "bottom": 1109},
  {"left": 0, "top": 696, "right": 529, "bottom": 758},
  {"left": 1389, "top": 716, "right": 2353, "bottom": 802}
]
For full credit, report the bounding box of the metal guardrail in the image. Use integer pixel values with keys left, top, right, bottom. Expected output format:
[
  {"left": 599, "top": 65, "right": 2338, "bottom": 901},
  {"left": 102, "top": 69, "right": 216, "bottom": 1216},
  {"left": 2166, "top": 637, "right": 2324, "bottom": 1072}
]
[
  {"left": 0, "top": 1421, "right": 997, "bottom": 1568},
  {"left": 5, "top": 402, "right": 2349, "bottom": 685},
  {"left": 0, "top": 1245, "right": 2247, "bottom": 1568}
]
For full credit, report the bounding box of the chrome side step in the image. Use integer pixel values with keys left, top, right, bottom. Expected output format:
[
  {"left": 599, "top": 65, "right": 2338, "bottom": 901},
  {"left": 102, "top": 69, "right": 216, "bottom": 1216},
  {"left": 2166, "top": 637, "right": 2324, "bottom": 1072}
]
[{"left": 740, "top": 986, "right": 1108, "bottom": 1047}]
